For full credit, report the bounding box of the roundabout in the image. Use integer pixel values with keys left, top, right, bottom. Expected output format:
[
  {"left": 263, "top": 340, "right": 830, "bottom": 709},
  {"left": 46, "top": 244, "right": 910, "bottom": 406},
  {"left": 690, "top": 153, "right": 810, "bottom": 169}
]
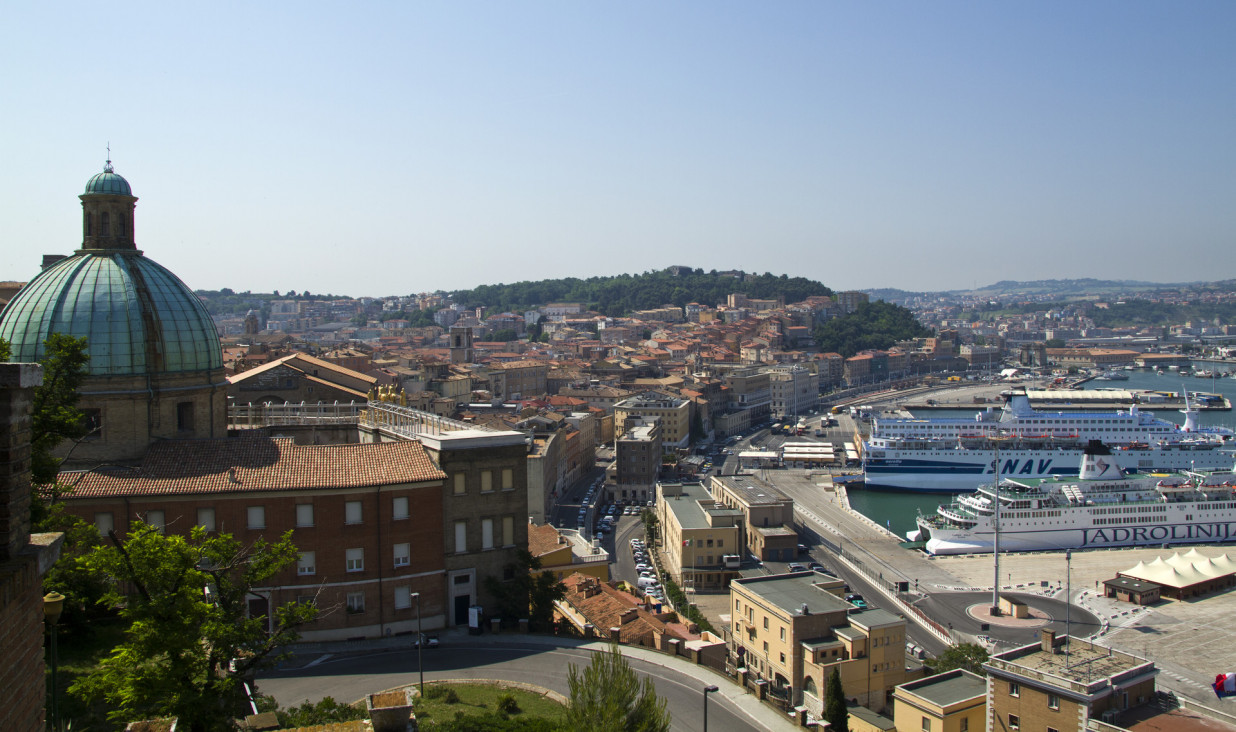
[{"left": 913, "top": 591, "right": 1102, "bottom": 650}]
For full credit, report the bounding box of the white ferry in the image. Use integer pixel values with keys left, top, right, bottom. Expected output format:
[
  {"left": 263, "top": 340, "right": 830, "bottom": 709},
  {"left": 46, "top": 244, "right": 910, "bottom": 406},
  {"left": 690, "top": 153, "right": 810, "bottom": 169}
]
[
  {"left": 909, "top": 442, "right": 1236, "bottom": 555},
  {"left": 862, "top": 391, "right": 1233, "bottom": 491}
]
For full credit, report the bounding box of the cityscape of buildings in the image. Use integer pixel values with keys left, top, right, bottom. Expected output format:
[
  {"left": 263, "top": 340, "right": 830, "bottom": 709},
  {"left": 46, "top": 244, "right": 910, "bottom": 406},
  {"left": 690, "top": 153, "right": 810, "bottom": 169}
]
[{"left": 1, "top": 164, "right": 1234, "bottom": 731}]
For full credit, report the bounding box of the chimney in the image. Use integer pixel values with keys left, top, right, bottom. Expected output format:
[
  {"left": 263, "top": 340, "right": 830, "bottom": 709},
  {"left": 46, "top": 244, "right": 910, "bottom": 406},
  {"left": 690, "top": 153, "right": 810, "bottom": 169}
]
[
  {"left": 620, "top": 608, "right": 639, "bottom": 625},
  {"left": 1041, "top": 629, "right": 1057, "bottom": 653},
  {"left": 608, "top": 626, "right": 621, "bottom": 642}
]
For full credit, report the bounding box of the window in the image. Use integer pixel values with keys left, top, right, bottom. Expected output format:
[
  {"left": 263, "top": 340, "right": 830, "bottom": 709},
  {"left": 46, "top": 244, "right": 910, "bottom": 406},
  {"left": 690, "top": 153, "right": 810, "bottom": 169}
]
[
  {"left": 482, "top": 518, "right": 495, "bottom": 550},
  {"left": 959, "top": 719, "right": 967, "bottom": 732},
  {"left": 1009, "top": 681, "right": 1020, "bottom": 697},
  {"left": 502, "top": 516, "right": 514, "bottom": 547},
  {"left": 481, "top": 470, "right": 493, "bottom": 493},
  {"left": 454, "top": 521, "right": 467, "bottom": 553},
  {"left": 763, "top": 617, "right": 769, "bottom": 630},
  {"left": 502, "top": 468, "right": 513, "bottom": 490},
  {"left": 296, "top": 504, "right": 314, "bottom": 527},
  {"left": 921, "top": 716, "right": 931, "bottom": 732},
  {"left": 1007, "top": 714, "right": 1019, "bottom": 730},
  {"left": 780, "top": 627, "right": 785, "bottom": 641},
  {"left": 146, "top": 510, "right": 165, "bottom": 532},
  {"left": 453, "top": 473, "right": 466, "bottom": 495},
  {"left": 395, "top": 586, "right": 412, "bottom": 609},
  {"left": 176, "top": 401, "right": 195, "bottom": 431},
  {"left": 247, "top": 506, "right": 265, "bottom": 530},
  {"left": 717, "top": 539, "right": 724, "bottom": 547},
  {"left": 346, "top": 547, "right": 364, "bottom": 572},
  {"left": 345, "top": 500, "right": 363, "bottom": 524},
  {"left": 296, "top": 595, "right": 317, "bottom": 607},
  {"left": 346, "top": 592, "right": 365, "bottom": 613},
  {"left": 196, "top": 508, "right": 216, "bottom": 532},
  {"left": 392, "top": 496, "right": 409, "bottom": 520},
  {"left": 298, "top": 552, "right": 315, "bottom": 575},
  {"left": 94, "top": 512, "right": 114, "bottom": 534},
  {"left": 80, "top": 408, "right": 102, "bottom": 440},
  {"left": 779, "top": 652, "right": 785, "bottom": 664},
  {"left": 1048, "top": 694, "right": 1060, "bottom": 710},
  {"left": 394, "top": 542, "right": 410, "bottom": 568},
  {"left": 1047, "top": 728, "right": 1058, "bottom": 732}
]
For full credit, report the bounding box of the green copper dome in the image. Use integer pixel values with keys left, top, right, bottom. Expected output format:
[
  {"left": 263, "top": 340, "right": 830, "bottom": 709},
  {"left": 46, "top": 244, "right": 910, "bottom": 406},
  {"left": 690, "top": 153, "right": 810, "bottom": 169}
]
[
  {"left": 0, "top": 253, "right": 223, "bottom": 376},
  {"left": 84, "top": 162, "right": 132, "bottom": 196}
]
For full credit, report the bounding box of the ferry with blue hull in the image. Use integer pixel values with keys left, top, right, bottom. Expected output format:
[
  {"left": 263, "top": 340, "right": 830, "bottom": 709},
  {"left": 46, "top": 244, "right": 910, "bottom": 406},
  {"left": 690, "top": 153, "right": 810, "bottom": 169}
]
[
  {"left": 862, "top": 390, "right": 1233, "bottom": 491},
  {"left": 909, "top": 443, "right": 1236, "bottom": 556}
]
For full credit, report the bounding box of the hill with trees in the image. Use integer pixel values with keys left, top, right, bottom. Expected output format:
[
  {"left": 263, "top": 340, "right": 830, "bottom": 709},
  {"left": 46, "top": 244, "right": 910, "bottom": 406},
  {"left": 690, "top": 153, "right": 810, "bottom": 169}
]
[
  {"left": 814, "top": 300, "right": 932, "bottom": 357},
  {"left": 450, "top": 267, "right": 832, "bottom": 317}
]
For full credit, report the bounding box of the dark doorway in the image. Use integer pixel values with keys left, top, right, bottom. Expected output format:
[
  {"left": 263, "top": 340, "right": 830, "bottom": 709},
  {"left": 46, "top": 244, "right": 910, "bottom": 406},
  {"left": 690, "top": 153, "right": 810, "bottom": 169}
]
[{"left": 454, "top": 594, "right": 470, "bottom": 625}]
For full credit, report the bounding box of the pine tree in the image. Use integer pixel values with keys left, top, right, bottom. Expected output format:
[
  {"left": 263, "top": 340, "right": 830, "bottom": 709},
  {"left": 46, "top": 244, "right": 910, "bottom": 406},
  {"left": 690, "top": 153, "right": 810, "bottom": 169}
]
[
  {"left": 566, "top": 645, "right": 670, "bottom": 732},
  {"left": 825, "top": 667, "right": 849, "bottom": 732}
]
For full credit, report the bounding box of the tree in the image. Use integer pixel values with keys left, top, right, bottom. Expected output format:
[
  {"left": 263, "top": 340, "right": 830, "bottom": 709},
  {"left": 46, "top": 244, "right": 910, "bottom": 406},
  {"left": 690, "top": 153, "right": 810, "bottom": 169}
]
[
  {"left": 566, "top": 645, "right": 670, "bottom": 732},
  {"left": 928, "top": 643, "right": 990, "bottom": 674},
  {"left": 10, "top": 333, "right": 92, "bottom": 487},
  {"left": 824, "top": 667, "right": 848, "bottom": 732},
  {"left": 483, "top": 549, "right": 566, "bottom": 632},
  {"left": 71, "top": 523, "right": 318, "bottom": 731}
]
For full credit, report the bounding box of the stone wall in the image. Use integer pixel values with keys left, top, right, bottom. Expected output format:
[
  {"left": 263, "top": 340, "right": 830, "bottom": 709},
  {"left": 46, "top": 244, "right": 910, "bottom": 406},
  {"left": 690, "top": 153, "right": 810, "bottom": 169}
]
[{"left": 0, "top": 363, "right": 64, "bottom": 732}]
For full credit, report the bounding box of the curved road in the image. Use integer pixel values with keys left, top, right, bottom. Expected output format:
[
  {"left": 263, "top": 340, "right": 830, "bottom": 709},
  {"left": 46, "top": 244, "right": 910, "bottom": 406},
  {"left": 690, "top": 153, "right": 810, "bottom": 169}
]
[{"left": 258, "top": 643, "right": 772, "bottom": 732}]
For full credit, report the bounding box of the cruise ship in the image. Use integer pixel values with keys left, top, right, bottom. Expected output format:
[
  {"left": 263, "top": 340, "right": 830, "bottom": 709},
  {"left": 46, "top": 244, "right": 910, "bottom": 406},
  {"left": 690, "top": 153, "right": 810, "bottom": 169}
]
[
  {"left": 861, "top": 391, "right": 1234, "bottom": 491},
  {"left": 909, "top": 442, "right": 1236, "bottom": 555}
]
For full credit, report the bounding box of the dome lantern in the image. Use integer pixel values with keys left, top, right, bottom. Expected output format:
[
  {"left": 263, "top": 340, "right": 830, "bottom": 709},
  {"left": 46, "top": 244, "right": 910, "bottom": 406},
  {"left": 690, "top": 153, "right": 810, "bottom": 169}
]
[{"left": 81, "top": 158, "right": 138, "bottom": 251}]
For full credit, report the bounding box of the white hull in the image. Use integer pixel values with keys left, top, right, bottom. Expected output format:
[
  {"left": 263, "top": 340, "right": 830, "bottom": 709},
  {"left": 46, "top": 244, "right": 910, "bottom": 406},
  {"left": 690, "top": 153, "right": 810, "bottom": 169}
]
[
  {"left": 865, "top": 446, "right": 1233, "bottom": 492},
  {"left": 922, "top": 519, "right": 1236, "bottom": 555}
]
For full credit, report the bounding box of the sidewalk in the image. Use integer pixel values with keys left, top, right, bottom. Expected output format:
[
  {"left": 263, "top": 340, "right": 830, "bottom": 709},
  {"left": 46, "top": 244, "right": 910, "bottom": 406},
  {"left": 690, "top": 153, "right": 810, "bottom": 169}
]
[{"left": 283, "top": 626, "right": 797, "bottom": 730}]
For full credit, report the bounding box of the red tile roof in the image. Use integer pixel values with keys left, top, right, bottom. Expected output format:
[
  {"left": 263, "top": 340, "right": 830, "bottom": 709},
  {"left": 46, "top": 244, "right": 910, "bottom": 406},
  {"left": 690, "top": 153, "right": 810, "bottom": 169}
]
[{"left": 60, "top": 437, "right": 446, "bottom": 498}]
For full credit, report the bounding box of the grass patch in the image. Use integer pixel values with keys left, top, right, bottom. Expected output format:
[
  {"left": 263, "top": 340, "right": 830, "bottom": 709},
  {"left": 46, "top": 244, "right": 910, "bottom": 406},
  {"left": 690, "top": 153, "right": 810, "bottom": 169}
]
[{"left": 411, "top": 681, "right": 567, "bottom": 729}]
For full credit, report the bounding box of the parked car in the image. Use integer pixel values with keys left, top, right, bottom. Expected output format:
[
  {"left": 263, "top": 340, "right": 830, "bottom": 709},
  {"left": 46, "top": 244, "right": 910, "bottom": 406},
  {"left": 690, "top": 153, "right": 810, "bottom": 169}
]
[
  {"left": 787, "top": 563, "right": 806, "bottom": 572},
  {"left": 845, "top": 593, "right": 867, "bottom": 609}
]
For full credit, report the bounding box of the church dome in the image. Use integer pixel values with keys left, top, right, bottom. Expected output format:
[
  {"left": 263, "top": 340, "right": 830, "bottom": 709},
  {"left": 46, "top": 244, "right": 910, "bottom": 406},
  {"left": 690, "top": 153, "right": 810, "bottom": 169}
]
[
  {"left": 0, "top": 162, "right": 221, "bottom": 377},
  {"left": 84, "top": 162, "right": 132, "bottom": 196},
  {"left": 0, "top": 253, "right": 223, "bottom": 376}
]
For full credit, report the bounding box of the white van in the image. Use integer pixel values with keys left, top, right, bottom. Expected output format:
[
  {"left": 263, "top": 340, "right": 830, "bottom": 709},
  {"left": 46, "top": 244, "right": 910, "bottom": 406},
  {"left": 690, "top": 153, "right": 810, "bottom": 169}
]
[{"left": 637, "top": 576, "right": 660, "bottom": 589}]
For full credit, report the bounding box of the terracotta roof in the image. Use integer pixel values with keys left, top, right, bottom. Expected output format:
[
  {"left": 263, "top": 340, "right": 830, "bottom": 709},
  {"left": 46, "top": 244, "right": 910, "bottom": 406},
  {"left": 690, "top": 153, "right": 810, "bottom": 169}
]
[
  {"left": 60, "top": 437, "right": 446, "bottom": 498},
  {"left": 228, "top": 351, "right": 378, "bottom": 386},
  {"left": 561, "top": 574, "right": 699, "bottom": 646},
  {"left": 528, "top": 522, "right": 565, "bottom": 558}
]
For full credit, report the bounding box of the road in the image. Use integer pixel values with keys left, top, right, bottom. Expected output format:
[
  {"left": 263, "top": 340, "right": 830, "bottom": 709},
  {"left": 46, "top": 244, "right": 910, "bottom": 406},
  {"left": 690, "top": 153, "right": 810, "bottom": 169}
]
[{"left": 258, "top": 642, "right": 777, "bottom": 731}]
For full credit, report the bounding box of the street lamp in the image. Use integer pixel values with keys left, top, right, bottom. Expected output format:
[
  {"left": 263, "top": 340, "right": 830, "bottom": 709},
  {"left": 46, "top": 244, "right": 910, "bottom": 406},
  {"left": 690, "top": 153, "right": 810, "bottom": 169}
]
[
  {"left": 702, "top": 684, "right": 719, "bottom": 732},
  {"left": 44, "top": 592, "right": 65, "bottom": 732},
  {"left": 412, "top": 592, "right": 423, "bottom": 698}
]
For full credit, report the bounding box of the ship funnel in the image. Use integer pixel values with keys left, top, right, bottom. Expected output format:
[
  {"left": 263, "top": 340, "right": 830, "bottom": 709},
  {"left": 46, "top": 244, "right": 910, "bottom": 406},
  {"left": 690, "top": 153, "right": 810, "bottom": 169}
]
[
  {"left": 1079, "top": 440, "right": 1122, "bottom": 480},
  {"left": 1181, "top": 388, "right": 1200, "bottom": 433}
]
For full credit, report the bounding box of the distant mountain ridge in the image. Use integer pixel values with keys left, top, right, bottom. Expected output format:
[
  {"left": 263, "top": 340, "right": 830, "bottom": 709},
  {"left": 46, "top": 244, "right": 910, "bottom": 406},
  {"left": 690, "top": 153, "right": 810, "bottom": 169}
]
[{"left": 869, "top": 277, "right": 1230, "bottom": 302}]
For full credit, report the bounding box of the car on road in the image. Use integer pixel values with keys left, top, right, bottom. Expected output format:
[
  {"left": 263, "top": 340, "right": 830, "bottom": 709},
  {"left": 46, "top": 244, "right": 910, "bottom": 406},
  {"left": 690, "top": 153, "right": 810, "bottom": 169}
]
[
  {"left": 845, "top": 593, "right": 867, "bottom": 609},
  {"left": 808, "top": 562, "right": 825, "bottom": 572}
]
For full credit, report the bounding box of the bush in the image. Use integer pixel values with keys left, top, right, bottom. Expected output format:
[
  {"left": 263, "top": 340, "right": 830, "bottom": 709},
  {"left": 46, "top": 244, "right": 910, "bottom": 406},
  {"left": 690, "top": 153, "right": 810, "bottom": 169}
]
[
  {"left": 497, "top": 693, "right": 521, "bottom": 715},
  {"left": 427, "top": 686, "right": 461, "bottom": 704},
  {"left": 276, "top": 696, "right": 367, "bottom": 727}
]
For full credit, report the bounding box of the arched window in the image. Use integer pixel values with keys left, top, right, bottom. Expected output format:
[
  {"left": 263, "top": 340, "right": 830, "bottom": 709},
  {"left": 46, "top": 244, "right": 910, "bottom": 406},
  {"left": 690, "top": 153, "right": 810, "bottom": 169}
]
[
  {"left": 101, "top": 212, "right": 110, "bottom": 236},
  {"left": 85, "top": 211, "right": 91, "bottom": 236},
  {"left": 803, "top": 676, "right": 818, "bottom": 697},
  {"left": 118, "top": 213, "right": 126, "bottom": 238}
]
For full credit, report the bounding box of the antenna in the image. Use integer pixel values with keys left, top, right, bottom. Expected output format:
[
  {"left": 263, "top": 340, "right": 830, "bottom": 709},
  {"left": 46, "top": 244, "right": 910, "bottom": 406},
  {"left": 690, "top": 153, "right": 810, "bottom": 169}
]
[
  {"left": 991, "top": 440, "right": 1003, "bottom": 616},
  {"left": 1065, "top": 548, "right": 1072, "bottom": 666}
]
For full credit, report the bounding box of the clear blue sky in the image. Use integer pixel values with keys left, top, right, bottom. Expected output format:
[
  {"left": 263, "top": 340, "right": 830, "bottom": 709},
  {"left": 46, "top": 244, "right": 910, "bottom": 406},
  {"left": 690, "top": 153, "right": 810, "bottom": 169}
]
[{"left": 5, "top": 2, "right": 1234, "bottom": 297}]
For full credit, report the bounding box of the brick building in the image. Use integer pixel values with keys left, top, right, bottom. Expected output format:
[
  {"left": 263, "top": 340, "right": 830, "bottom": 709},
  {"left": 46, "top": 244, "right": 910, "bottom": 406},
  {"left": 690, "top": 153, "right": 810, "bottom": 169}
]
[
  {"left": 0, "top": 364, "right": 65, "bottom": 732},
  {"left": 60, "top": 437, "right": 448, "bottom": 641}
]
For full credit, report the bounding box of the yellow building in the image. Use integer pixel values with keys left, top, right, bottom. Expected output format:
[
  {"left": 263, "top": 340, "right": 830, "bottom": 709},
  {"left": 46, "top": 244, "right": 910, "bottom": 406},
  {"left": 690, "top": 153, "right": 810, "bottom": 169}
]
[
  {"left": 614, "top": 391, "right": 692, "bottom": 449},
  {"left": 729, "top": 572, "right": 909, "bottom": 717},
  {"left": 527, "top": 521, "right": 609, "bottom": 583},
  {"left": 893, "top": 669, "right": 986, "bottom": 732},
  {"left": 655, "top": 481, "right": 743, "bottom": 591}
]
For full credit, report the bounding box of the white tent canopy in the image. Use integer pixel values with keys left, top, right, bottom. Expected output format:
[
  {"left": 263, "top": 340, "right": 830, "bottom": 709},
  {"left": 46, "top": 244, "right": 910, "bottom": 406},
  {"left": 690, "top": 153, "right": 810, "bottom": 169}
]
[{"left": 1120, "top": 551, "right": 1236, "bottom": 589}]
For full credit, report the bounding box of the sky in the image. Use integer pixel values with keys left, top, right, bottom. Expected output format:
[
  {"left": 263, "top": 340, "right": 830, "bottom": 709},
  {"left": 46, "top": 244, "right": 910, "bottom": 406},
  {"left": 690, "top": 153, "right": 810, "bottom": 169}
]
[{"left": 5, "top": 2, "right": 1234, "bottom": 298}]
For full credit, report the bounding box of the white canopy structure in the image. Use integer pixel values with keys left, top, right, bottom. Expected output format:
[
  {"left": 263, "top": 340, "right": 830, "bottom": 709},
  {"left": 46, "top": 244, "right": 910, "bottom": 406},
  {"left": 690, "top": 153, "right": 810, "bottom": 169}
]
[{"left": 1120, "top": 551, "right": 1236, "bottom": 590}]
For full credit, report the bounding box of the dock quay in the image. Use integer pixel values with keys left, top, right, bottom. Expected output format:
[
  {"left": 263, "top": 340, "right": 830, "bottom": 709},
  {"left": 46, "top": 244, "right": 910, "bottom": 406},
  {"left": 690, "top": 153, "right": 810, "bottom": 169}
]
[{"left": 903, "top": 387, "right": 1230, "bottom": 412}]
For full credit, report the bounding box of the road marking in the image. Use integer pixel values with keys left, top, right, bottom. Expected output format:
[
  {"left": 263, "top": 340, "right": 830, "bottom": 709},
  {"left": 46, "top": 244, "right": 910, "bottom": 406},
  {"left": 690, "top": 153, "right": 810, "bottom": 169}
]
[{"left": 306, "top": 654, "right": 334, "bottom": 667}]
